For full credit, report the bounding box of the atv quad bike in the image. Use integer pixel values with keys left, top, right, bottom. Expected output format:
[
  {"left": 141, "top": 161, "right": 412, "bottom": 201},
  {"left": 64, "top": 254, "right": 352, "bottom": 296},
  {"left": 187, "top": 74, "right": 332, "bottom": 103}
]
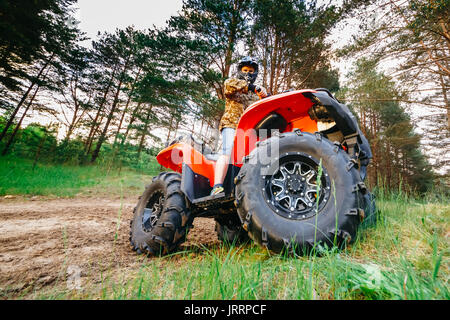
[{"left": 130, "top": 88, "right": 376, "bottom": 256}]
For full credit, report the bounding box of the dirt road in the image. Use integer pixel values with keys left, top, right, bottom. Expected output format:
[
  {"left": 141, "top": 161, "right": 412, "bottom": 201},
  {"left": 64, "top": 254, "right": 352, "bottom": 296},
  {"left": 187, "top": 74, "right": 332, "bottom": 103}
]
[{"left": 0, "top": 196, "right": 219, "bottom": 298}]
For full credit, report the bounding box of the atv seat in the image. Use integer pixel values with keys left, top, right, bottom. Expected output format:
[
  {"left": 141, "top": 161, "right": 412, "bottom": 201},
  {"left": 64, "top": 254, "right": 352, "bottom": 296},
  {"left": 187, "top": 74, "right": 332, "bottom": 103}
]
[
  {"left": 189, "top": 135, "right": 220, "bottom": 161},
  {"left": 167, "top": 134, "right": 221, "bottom": 160}
]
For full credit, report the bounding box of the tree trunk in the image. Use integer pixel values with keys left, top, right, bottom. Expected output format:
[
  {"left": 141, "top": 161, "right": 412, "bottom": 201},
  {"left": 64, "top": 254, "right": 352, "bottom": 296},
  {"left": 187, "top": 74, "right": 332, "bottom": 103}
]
[
  {"left": 200, "top": 118, "right": 204, "bottom": 137},
  {"left": 191, "top": 115, "right": 196, "bottom": 134},
  {"left": 65, "top": 78, "right": 80, "bottom": 141},
  {"left": 269, "top": 33, "right": 278, "bottom": 94},
  {"left": 32, "top": 133, "right": 47, "bottom": 171},
  {"left": 84, "top": 63, "right": 119, "bottom": 152},
  {"left": 113, "top": 68, "right": 142, "bottom": 146},
  {"left": 91, "top": 54, "right": 132, "bottom": 163},
  {"left": 2, "top": 85, "right": 40, "bottom": 155},
  {"left": 438, "top": 73, "right": 450, "bottom": 131},
  {"left": 86, "top": 115, "right": 104, "bottom": 155},
  {"left": 211, "top": 117, "right": 221, "bottom": 151},
  {"left": 85, "top": 109, "right": 103, "bottom": 153},
  {"left": 0, "top": 53, "right": 54, "bottom": 143},
  {"left": 386, "top": 140, "right": 392, "bottom": 190},
  {"left": 137, "top": 106, "right": 152, "bottom": 159},
  {"left": 173, "top": 119, "right": 180, "bottom": 139},
  {"left": 165, "top": 114, "right": 174, "bottom": 145},
  {"left": 223, "top": 8, "right": 238, "bottom": 79},
  {"left": 121, "top": 101, "right": 143, "bottom": 146},
  {"left": 370, "top": 109, "right": 379, "bottom": 185}
]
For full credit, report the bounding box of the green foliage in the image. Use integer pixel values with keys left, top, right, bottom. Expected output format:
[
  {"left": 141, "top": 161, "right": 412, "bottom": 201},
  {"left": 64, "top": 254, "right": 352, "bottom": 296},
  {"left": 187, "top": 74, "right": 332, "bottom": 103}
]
[
  {"left": 247, "top": 0, "right": 344, "bottom": 93},
  {"left": 302, "top": 65, "right": 340, "bottom": 92},
  {"left": 4, "top": 122, "right": 58, "bottom": 161},
  {"left": 0, "top": 156, "right": 102, "bottom": 197},
  {"left": 54, "top": 138, "right": 88, "bottom": 165},
  {"left": 0, "top": 118, "right": 160, "bottom": 177},
  {"left": 0, "top": 155, "right": 157, "bottom": 197},
  {"left": 0, "top": 0, "right": 78, "bottom": 91},
  {"left": 160, "top": 0, "right": 251, "bottom": 125},
  {"left": 343, "top": 58, "right": 435, "bottom": 194},
  {"left": 338, "top": 0, "right": 449, "bottom": 179},
  {"left": 96, "top": 142, "right": 162, "bottom": 174}
]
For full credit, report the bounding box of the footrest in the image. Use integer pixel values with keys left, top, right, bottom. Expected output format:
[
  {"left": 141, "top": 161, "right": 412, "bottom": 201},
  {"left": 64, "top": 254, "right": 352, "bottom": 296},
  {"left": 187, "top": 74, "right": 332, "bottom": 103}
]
[
  {"left": 192, "top": 192, "right": 234, "bottom": 208},
  {"left": 192, "top": 192, "right": 225, "bottom": 204}
]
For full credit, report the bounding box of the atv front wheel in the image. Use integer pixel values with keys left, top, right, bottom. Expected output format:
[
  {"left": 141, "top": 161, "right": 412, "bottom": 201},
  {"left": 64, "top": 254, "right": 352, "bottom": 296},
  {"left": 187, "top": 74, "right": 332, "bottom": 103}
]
[
  {"left": 235, "top": 131, "right": 366, "bottom": 255},
  {"left": 130, "top": 172, "right": 192, "bottom": 256}
]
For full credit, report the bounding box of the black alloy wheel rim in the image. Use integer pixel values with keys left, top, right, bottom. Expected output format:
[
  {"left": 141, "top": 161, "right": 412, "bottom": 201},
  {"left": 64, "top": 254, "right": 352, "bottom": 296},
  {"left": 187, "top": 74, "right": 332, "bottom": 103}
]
[
  {"left": 262, "top": 152, "right": 331, "bottom": 220},
  {"left": 142, "top": 191, "right": 165, "bottom": 232}
]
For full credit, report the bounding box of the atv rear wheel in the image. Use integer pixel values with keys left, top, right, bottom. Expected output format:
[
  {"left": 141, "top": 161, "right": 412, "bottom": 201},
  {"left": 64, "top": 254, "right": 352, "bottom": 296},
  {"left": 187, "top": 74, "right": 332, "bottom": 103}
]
[
  {"left": 235, "top": 131, "right": 366, "bottom": 255},
  {"left": 361, "top": 192, "right": 377, "bottom": 228},
  {"left": 215, "top": 215, "right": 249, "bottom": 244},
  {"left": 130, "top": 172, "right": 192, "bottom": 256}
]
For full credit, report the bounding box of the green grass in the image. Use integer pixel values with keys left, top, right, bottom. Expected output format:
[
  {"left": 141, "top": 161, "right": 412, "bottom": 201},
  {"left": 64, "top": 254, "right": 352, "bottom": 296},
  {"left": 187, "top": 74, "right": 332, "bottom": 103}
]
[
  {"left": 34, "top": 196, "right": 449, "bottom": 300},
  {"left": 1, "top": 155, "right": 448, "bottom": 300},
  {"left": 0, "top": 155, "right": 159, "bottom": 197}
]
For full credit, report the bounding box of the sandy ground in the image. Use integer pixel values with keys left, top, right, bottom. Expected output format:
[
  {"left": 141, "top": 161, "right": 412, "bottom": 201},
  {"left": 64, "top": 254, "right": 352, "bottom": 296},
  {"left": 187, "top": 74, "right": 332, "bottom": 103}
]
[{"left": 0, "top": 195, "right": 220, "bottom": 298}]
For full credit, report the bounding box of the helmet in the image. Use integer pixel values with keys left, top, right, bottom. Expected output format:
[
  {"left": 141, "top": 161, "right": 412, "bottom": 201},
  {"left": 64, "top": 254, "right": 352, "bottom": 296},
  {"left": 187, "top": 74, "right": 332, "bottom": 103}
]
[{"left": 237, "top": 56, "right": 259, "bottom": 84}]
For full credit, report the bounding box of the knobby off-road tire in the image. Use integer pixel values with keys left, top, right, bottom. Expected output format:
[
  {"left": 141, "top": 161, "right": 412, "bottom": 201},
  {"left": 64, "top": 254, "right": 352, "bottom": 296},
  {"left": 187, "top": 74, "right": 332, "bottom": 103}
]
[
  {"left": 215, "top": 214, "right": 250, "bottom": 244},
  {"left": 130, "top": 172, "right": 193, "bottom": 256},
  {"left": 235, "top": 131, "right": 367, "bottom": 255}
]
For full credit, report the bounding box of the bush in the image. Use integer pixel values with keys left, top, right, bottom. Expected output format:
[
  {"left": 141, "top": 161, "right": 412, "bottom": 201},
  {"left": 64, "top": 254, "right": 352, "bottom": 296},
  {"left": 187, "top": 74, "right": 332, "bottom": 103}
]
[
  {"left": 0, "top": 120, "right": 160, "bottom": 175},
  {"left": 8, "top": 123, "right": 58, "bottom": 162},
  {"left": 54, "top": 138, "right": 88, "bottom": 165},
  {"left": 96, "top": 142, "right": 162, "bottom": 175}
]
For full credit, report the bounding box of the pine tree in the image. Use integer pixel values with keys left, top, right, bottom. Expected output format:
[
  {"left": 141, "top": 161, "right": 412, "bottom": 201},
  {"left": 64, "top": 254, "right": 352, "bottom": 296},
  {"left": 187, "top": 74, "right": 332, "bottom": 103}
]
[
  {"left": 339, "top": 0, "right": 449, "bottom": 178},
  {"left": 0, "top": 0, "right": 77, "bottom": 91},
  {"left": 0, "top": 0, "right": 82, "bottom": 153},
  {"left": 247, "top": 0, "right": 346, "bottom": 94},
  {"left": 89, "top": 27, "right": 140, "bottom": 162},
  {"left": 343, "top": 58, "right": 435, "bottom": 193}
]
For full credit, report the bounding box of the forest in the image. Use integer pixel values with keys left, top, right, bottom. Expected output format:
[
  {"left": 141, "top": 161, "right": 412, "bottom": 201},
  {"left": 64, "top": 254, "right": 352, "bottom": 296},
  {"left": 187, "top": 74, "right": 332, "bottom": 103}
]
[
  {"left": 0, "top": 0, "right": 449, "bottom": 302},
  {"left": 0, "top": 0, "right": 448, "bottom": 195}
]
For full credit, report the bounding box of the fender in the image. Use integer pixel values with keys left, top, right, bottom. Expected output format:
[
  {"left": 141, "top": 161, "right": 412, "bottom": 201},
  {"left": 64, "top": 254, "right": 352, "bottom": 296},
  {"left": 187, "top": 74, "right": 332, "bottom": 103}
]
[
  {"left": 230, "top": 89, "right": 319, "bottom": 165},
  {"left": 156, "top": 142, "right": 216, "bottom": 185},
  {"left": 304, "top": 90, "right": 372, "bottom": 161}
]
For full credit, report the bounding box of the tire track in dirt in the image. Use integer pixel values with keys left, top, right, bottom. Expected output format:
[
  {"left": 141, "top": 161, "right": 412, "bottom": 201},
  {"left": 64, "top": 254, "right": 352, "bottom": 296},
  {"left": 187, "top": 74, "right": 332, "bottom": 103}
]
[{"left": 0, "top": 196, "right": 219, "bottom": 298}]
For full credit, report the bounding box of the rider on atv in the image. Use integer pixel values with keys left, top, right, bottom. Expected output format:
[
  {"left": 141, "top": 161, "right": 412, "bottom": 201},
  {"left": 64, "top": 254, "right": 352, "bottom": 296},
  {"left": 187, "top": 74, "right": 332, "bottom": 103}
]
[
  {"left": 130, "top": 55, "right": 376, "bottom": 257},
  {"left": 211, "top": 56, "right": 268, "bottom": 195}
]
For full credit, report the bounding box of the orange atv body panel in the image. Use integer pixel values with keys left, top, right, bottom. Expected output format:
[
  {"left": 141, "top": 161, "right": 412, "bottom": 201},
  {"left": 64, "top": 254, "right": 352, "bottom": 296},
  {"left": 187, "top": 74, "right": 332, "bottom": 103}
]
[
  {"left": 156, "top": 142, "right": 217, "bottom": 186},
  {"left": 230, "top": 89, "right": 318, "bottom": 165},
  {"left": 156, "top": 89, "right": 319, "bottom": 186}
]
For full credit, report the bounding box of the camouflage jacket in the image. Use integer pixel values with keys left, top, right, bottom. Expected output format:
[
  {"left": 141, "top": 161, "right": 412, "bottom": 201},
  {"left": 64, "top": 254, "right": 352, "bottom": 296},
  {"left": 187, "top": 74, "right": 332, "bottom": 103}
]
[{"left": 219, "top": 78, "right": 260, "bottom": 131}]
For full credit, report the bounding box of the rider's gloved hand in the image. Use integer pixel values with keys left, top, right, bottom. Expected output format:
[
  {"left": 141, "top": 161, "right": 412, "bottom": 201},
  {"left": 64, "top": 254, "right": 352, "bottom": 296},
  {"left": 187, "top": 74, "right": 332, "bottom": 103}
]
[
  {"left": 248, "top": 84, "right": 268, "bottom": 99},
  {"left": 255, "top": 85, "right": 268, "bottom": 98}
]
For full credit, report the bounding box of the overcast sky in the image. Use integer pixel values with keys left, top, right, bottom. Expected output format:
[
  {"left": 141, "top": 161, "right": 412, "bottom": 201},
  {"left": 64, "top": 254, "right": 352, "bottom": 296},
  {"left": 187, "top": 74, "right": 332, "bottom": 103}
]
[{"left": 75, "top": 0, "right": 183, "bottom": 44}]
